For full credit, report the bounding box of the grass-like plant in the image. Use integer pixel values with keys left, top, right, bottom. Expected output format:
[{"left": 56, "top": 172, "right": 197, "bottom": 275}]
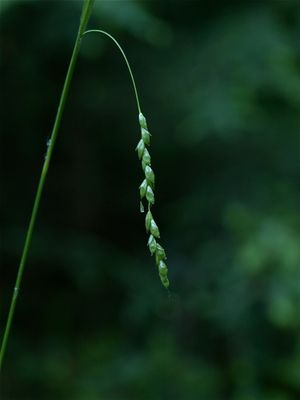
[{"left": 0, "top": 0, "right": 169, "bottom": 372}]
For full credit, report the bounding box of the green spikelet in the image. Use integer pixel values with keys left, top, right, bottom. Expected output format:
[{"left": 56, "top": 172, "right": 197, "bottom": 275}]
[
  {"left": 147, "top": 235, "right": 157, "bottom": 255},
  {"left": 139, "top": 179, "right": 147, "bottom": 198}
]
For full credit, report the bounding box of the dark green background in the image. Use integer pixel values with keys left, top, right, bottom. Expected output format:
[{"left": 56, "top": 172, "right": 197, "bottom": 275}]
[{"left": 1, "top": 1, "right": 300, "bottom": 399}]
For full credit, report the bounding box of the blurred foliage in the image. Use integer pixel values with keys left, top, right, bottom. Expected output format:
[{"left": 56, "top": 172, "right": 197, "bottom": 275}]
[{"left": 1, "top": 0, "right": 300, "bottom": 399}]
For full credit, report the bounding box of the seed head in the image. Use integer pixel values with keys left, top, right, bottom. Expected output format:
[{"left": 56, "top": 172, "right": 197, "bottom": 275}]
[{"left": 136, "top": 112, "right": 170, "bottom": 288}]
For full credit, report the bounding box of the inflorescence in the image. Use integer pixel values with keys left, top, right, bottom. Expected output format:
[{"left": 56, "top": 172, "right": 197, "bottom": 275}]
[{"left": 136, "top": 113, "right": 169, "bottom": 289}]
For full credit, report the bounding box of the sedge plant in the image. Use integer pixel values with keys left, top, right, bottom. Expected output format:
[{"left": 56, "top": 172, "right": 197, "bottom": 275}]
[{"left": 0, "top": 0, "right": 170, "bottom": 372}]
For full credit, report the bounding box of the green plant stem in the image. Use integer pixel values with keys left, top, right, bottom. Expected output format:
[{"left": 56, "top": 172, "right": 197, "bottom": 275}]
[
  {"left": 83, "top": 29, "right": 142, "bottom": 114},
  {"left": 0, "top": 0, "right": 94, "bottom": 372}
]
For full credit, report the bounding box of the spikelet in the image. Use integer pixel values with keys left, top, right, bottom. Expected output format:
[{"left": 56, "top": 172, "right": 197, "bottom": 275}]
[{"left": 136, "top": 112, "right": 169, "bottom": 289}]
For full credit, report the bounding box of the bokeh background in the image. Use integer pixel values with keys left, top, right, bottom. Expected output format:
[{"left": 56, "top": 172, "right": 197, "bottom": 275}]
[{"left": 1, "top": 0, "right": 300, "bottom": 399}]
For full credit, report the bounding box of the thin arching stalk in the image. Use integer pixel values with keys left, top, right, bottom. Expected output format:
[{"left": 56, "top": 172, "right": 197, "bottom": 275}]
[
  {"left": 83, "top": 29, "right": 142, "bottom": 114},
  {"left": 0, "top": 0, "right": 95, "bottom": 371}
]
